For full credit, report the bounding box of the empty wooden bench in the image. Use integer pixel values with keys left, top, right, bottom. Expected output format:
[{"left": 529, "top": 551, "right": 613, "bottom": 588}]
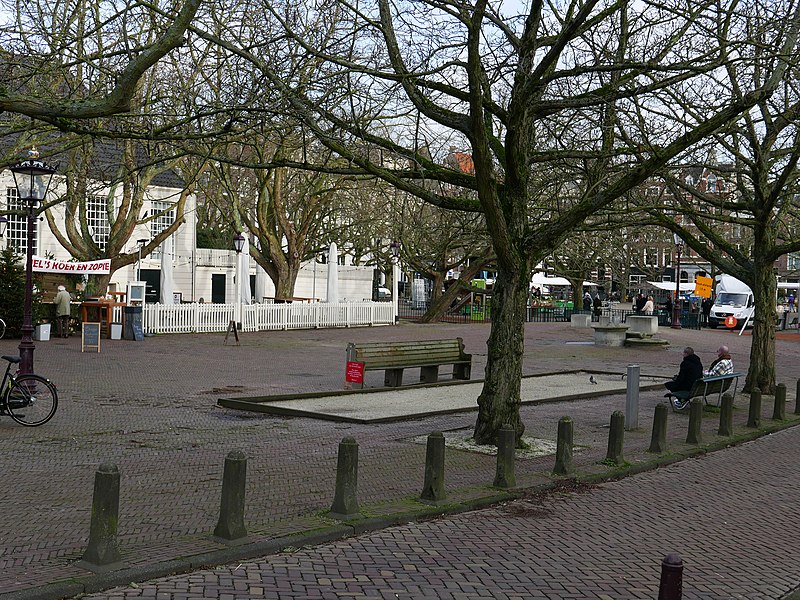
[
  {"left": 665, "top": 372, "right": 743, "bottom": 411},
  {"left": 346, "top": 338, "right": 472, "bottom": 388}
]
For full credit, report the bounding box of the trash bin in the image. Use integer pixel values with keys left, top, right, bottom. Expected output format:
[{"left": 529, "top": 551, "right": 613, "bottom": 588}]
[
  {"left": 124, "top": 306, "right": 143, "bottom": 340},
  {"left": 34, "top": 323, "right": 51, "bottom": 341},
  {"left": 110, "top": 323, "right": 122, "bottom": 340}
]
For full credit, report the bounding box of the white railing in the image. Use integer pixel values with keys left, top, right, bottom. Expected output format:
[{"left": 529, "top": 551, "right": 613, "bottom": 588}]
[{"left": 142, "top": 301, "right": 395, "bottom": 334}]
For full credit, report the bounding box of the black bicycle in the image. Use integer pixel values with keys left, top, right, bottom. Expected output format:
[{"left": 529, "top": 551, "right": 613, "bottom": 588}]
[{"left": 0, "top": 355, "right": 58, "bottom": 426}]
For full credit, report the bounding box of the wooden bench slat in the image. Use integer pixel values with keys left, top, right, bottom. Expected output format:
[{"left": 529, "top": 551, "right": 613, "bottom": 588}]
[{"left": 346, "top": 338, "right": 472, "bottom": 387}]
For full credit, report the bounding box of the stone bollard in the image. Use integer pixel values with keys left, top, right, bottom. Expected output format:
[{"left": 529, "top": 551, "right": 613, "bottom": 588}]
[
  {"left": 214, "top": 450, "right": 248, "bottom": 541},
  {"left": 330, "top": 436, "right": 360, "bottom": 519},
  {"left": 493, "top": 424, "right": 516, "bottom": 489},
  {"left": 773, "top": 383, "right": 787, "bottom": 421},
  {"left": 658, "top": 553, "right": 683, "bottom": 600},
  {"left": 80, "top": 463, "right": 123, "bottom": 569},
  {"left": 747, "top": 387, "right": 762, "bottom": 428},
  {"left": 718, "top": 393, "right": 734, "bottom": 437},
  {"left": 420, "top": 432, "right": 446, "bottom": 504},
  {"left": 685, "top": 398, "right": 702, "bottom": 444},
  {"left": 796, "top": 379, "right": 800, "bottom": 415},
  {"left": 625, "top": 364, "right": 640, "bottom": 430},
  {"left": 605, "top": 411, "right": 625, "bottom": 465},
  {"left": 648, "top": 403, "right": 668, "bottom": 453},
  {"left": 553, "top": 416, "right": 574, "bottom": 476}
]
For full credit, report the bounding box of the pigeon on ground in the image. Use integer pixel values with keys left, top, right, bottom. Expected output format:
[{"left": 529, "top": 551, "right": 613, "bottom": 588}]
[{"left": 589, "top": 375, "right": 598, "bottom": 385}]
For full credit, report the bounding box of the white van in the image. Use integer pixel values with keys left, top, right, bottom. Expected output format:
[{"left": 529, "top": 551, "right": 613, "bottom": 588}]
[{"left": 708, "top": 275, "right": 754, "bottom": 328}]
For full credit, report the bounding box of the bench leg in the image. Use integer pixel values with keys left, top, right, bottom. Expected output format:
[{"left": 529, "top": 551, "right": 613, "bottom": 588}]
[
  {"left": 453, "top": 363, "right": 471, "bottom": 380},
  {"left": 384, "top": 369, "right": 404, "bottom": 387},
  {"left": 420, "top": 366, "right": 439, "bottom": 384}
]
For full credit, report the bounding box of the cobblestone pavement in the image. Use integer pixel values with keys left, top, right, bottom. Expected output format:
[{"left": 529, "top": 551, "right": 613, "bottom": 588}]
[
  {"left": 86, "top": 425, "right": 800, "bottom": 599},
  {"left": 0, "top": 321, "right": 798, "bottom": 598}
]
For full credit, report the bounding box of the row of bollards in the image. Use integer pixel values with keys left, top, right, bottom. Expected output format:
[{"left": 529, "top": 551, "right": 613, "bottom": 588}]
[{"left": 78, "top": 382, "right": 795, "bottom": 574}]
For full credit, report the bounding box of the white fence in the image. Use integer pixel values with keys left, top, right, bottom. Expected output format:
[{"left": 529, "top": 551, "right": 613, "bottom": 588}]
[{"left": 142, "top": 301, "right": 395, "bottom": 334}]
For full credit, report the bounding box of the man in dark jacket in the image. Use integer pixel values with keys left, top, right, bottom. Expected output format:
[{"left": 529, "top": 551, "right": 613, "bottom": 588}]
[{"left": 664, "top": 347, "right": 704, "bottom": 409}]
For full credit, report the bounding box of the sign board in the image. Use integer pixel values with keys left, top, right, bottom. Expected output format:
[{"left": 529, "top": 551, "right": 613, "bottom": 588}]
[
  {"left": 126, "top": 281, "right": 146, "bottom": 304},
  {"left": 695, "top": 276, "right": 713, "bottom": 299},
  {"left": 224, "top": 320, "right": 240, "bottom": 346},
  {"left": 132, "top": 320, "right": 144, "bottom": 341},
  {"left": 82, "top": 322, "right": 101, "bottom": 352},
  {"left": 32, "top": 256, "right": 111, "bottom": 274},
  {"left": 172, "top": 292, "right": 182, "bottom": 304},
  {"left": 344, "top": 361, "right": 364, "bottom": 387},
  {"left": 725, "top": 316, "right": 738, "bottom": 328}
]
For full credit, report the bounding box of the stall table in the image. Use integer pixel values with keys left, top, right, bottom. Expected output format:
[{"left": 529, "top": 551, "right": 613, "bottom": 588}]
[{"left": 80, "top": 300, "right": 126, "bottom": 338}]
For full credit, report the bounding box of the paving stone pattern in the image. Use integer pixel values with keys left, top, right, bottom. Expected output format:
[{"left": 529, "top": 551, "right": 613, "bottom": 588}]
[
  {"left": 0, "top": 322, "right": 798, "bottom": 598},
  {"left": 88, "top": 426, "right": 800, "bottom": 599}
]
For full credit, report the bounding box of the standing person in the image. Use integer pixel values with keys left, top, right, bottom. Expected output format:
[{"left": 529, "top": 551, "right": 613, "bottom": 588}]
[
  {"left": 665, "top": 296, "right": 673, "bottom": 320},
  {"left": 635, "top": 293, "right": 647, "bottom": 313},
  {"left": 789, "top": 294, "right": 795, "bottom": 312},
  {"left": 583, "top": 291, "right": 592, "bottom": 312},
  {"left": 53, "top": 285, "right": 72, "bottom": 338},
  {"left": 701, "top": 297, "right": 713, "bottom": 327},
  {"left": 642, "top": 295, "right": 655, "bottom": 315},
  {"left": 592, "top": 293, "right": 603, "bottom": 318}
]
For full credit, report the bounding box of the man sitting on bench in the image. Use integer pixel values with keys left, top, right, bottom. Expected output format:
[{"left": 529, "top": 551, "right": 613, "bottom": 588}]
[
  {"left": 664, "top": 346, "right": 704, "bottom": 410},
  {"left": 705, "top": 345, "right": 734, "bottom": 377}
]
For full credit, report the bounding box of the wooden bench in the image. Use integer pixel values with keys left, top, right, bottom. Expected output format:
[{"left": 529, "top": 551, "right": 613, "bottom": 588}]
[
  {"left": 665, "top": 372, "right": 743, "bottom": 411},
  {"left": 346, "top": 338, "right": 472, "bottom": 387}
]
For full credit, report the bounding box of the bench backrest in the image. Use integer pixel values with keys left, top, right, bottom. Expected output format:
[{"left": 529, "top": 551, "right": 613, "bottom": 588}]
[
  {"left": 348, "top": 338, "right": 470, "bottom": 368},
  {"left": 688, "top": 373, "right": 739, "bottom": 398}
]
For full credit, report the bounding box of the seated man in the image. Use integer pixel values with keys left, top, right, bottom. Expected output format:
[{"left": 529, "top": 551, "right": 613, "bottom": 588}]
[
  {"left": 664, "top": 347, "right": 704, "bottom": 410},
  {"left": 705, "top": 345, "right": 734, "bottom": 377}
]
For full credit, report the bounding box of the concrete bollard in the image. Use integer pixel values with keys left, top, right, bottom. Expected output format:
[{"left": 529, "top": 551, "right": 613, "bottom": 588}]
[
  {"left": 796, "top": 379, "right": 800, "bottom": 415},
  {"left": 214, "top": 450, "right": 248, "bottom": 541},
  {"left": 718, "top": 393, "right": 734, "bottom": 437},
  {"left": 648, "top": 403, "right": 668, "bottom": 454},
  {"left": 658, "top": 553, "right": 683, "bottom": 600},
  {"left": 747, "top": 387, "right": 762, "bottom": 428},
  {"left": 605, "top": 411, "right": 625, "bottom": 465},
  {"left": 773, "top": 383, "right": 786, "bottom": 421},
  {"left": 493, "top": 424, "right": 516, "bottom": 489},
  {"left": 330, "top": 436, "right": 360, "bottom": 519},
  {"left": 553, "top": 417, "right": 574, "bottom": 476},
  {"left": 80, "top": 463, "right": 123, "bottom": 569},
  {"left": 625, "top": 364, "right": 640, "bottom": 430},
  {"left": 420, "top": 432, "right": 447, "bottom": 504},
  {"left": 685, "top": 399, "right": 702, "bottom": 444}
]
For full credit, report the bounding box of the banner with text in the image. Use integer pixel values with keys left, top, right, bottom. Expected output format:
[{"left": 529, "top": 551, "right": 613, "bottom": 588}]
[{"left": 32, "top": 256, "right": 111, "bottom": 275}]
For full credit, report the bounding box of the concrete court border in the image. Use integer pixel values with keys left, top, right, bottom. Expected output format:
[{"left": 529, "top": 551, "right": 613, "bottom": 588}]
[
  {"left": 5, "top": 415, "right": 800, "bottom": 600},
  {"left": 217, "top": 369, "right": 668, "bottom": 423}
]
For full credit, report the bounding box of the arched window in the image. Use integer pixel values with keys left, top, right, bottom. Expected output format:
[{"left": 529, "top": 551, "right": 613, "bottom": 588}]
[{"left": 707, "top": 173, "right": 717, "bottom": 193}]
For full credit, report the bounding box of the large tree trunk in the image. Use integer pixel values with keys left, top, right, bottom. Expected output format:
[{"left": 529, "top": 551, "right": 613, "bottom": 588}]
[
  {"left": 745, "top": 263, "right": 776, "bottom": 394},
  {"left": 473, "top": 264, "right": 529, "bottom": 445}
]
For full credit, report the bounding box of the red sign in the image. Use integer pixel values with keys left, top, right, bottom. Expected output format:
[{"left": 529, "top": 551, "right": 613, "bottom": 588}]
[
  {"left": 345, "top": 361, "right": 365, "bottom": 384},
  {"left": 725, "top": 316, "right": 738, "bottom": 328}
]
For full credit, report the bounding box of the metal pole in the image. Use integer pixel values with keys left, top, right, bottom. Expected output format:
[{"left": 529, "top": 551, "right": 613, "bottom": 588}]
[
  {"left": 671, "top": 245, "right": 682, "bottom": 329},
  {"left": 392, "top": 259, "right": 399, "bottom": 324},
  {"left": 625, "top": 364, "right": 640, "bottom": 430},
  {"left": 18, "top": 200, "right": 36, "bottom": 375}
]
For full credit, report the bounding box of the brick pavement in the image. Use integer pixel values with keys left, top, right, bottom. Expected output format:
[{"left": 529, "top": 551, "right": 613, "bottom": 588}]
[
  {"left": 82, "top": 426, "right": 800, "bottom": 599},
  {"left": 0, "top": 321, "right": 798, "bottom": 598}
]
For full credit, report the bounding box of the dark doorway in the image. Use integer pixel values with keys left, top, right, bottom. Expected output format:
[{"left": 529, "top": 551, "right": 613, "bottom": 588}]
[
  {"left": 211, "top": 274, "right": 226, "bottom": 304},
  {"left": 140, "top": 269, "right": 161, "bottom": 303},
  {"left": 250, "top": 275, "right": 256, "bottom": 302}
]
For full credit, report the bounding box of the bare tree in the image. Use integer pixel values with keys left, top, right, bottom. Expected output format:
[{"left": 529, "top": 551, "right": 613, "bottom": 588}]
[{"left": 182, "top": 0, "right": 800, "bottom": 444}]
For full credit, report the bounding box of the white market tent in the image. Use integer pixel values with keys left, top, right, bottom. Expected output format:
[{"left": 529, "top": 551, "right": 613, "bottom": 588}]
[
  {"left": 646, "top": 281, "right": 696, "bottom": 293},
  {"left": 530, "top": 272, "right": 595, "bottom": 287}
]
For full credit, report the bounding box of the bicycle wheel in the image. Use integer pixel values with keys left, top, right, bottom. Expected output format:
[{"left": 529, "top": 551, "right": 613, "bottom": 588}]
[
  {"left": 6, "top": 374, "right": 58, "bottom": 426},
  {"left": 0, "top": 318, "right": 6, "bottom": 339}
]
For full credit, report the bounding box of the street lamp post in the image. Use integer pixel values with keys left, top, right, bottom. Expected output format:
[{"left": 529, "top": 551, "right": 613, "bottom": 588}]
[
  {"left": 390, "top": 240, "right": 400, "bottom": 324},
  {"left": 233, "top": 232, "right": 245, "bottom": 328},
  {"left": 671, "top": 233, "right": 684, "bottom": 330},
  {"left": 10, "top": 149, "right": 57, "bottom": 375}
]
